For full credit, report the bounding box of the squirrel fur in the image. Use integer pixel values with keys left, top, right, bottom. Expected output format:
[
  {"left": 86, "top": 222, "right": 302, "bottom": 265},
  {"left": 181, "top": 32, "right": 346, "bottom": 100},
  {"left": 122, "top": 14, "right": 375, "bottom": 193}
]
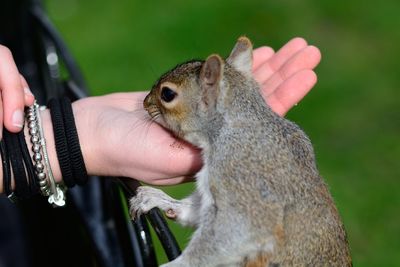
[{"left": 130, "top": 37, "right": 352, "bottom": 267}]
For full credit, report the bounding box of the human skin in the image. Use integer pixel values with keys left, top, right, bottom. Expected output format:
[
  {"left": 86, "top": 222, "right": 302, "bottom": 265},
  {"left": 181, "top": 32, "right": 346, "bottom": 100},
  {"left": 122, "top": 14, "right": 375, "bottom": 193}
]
[{"left": 0, "top": 37, "right": 321, "bottom": 192}]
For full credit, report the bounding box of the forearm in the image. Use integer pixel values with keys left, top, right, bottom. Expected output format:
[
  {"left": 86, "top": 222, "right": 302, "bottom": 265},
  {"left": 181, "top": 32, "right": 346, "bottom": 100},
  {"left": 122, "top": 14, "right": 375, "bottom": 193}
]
[{"left": 0, "top": 92, "right": 200, "bottom": 195}]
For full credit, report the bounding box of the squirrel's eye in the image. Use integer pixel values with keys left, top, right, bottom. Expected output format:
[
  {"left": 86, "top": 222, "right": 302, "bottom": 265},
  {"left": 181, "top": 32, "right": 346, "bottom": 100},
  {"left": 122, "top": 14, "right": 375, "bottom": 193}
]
[{"left": 160, "top": 87, "right": 177, "bottom": 103}]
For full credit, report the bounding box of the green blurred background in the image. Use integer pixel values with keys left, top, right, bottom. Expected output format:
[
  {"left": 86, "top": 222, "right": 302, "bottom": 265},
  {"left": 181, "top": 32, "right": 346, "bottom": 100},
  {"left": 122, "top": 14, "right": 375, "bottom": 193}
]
[{"left": 45, "top": 0, "right": 399, "bottom": 266}]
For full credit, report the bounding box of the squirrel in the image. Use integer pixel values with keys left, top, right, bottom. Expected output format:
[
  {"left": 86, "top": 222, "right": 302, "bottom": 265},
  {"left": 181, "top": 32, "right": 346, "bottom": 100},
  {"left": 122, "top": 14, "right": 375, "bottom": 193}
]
[{"left": 129, "top": 37, "right": 352, "bottom": 267}]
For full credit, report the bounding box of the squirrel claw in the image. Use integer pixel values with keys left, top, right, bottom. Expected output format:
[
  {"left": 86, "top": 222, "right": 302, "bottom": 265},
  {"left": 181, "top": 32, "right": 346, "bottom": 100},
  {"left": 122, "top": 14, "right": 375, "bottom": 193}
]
[
  {"left": 129, "top": 186, "right": 177, "bottom": 221},
  {"left": 165, "top": 208, "right": 177, "bottom": 219}
]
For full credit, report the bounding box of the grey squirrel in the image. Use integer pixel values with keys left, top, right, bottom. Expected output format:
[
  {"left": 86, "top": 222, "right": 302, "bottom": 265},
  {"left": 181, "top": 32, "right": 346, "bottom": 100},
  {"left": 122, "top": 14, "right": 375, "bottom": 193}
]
[{"left": 130, "top": 37, "right": 352, "bottom": 267}]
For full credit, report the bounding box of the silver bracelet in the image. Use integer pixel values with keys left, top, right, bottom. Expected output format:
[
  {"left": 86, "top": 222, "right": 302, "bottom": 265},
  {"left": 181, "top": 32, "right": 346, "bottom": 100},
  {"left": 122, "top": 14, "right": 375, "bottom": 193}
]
[
  {"left": 27, "top": 101, "right": 66, "bottom": 207},
  {"left": 37, "top": 104, "right": 66, "bottom": 206},
  {"left": 27, "top": 102, "right": 49, "bottom": 195}
]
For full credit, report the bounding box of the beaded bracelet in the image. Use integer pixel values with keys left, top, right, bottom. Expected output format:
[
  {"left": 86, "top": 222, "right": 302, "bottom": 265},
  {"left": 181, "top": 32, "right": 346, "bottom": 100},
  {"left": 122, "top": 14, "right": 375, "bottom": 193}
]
[
  {"left": 37, "top": 104, "right": 66, "bottom": 206},
  {"left": 26, "top": 102, "right": 49, "bottom": 195},
  {"left": 27, "top": 101, "right": 66, "bottom": 207}
]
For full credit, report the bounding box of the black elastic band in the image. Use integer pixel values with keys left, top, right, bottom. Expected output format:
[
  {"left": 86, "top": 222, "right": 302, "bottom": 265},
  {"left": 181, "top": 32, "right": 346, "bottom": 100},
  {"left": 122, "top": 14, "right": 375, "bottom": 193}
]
[
  {"left": 3, "top": 129, "right": 30, "bottom": 199},
  {"left": 60, "top": 97, "right": 88, "bottom": 185},
  {"left": 0, "top": 139, "right": 12, "bottom": 196},
  {"left": 48, "top": 98, "right": 75, "bottom": 187}
]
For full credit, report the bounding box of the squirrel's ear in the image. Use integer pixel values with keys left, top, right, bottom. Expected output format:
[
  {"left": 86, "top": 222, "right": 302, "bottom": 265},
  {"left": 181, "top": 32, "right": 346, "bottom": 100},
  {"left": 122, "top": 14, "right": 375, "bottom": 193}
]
[
  {"left": 227, "top": 36, "right": 253, "bottom": 76},
  {"left": 200, "top": 54, "right": 223, "bottom": 109},
  {"left": 200, "top": 54, "right": 224, "bottom": 88}
]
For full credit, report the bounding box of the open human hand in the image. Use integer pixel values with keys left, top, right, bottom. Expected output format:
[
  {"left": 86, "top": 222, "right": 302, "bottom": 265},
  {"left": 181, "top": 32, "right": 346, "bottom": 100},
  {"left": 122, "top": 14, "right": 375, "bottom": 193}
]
[
  {"left": 78, "top": 37, "right": 321, "bottom": 185},
  {"left": 253, "top": 37, "right": 321, "bottom": 115}
]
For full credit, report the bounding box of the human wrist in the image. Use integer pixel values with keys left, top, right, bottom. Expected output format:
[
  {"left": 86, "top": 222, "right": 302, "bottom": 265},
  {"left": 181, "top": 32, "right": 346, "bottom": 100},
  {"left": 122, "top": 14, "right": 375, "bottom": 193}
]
[
  {"left": 34, "top": 108, "right": 62, "bottom": 183},
  {"left": 71, "top": 97, "right": 106, "bottom": 178},
  {"left": 25, "top": 100, "right": 93, "bottom": 184},
  {"left": 0, "top": 99, "right": 92, "bottom": 196}
]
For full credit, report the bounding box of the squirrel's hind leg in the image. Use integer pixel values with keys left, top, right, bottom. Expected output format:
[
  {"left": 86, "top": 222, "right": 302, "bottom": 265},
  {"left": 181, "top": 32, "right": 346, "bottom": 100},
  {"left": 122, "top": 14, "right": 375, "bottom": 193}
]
[
  {"left": 129, "top": 186, "right": 202, "bottom": 227},
  {"left": 161, "top": 216, "right": 258, "bottom": 267}
]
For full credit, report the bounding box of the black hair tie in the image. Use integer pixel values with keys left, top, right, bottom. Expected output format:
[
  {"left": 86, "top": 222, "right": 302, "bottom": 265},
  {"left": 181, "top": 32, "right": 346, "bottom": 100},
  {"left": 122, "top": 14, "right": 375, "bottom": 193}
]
[{"left": 60, "top": 97, "right": 88, "bottom": 186}]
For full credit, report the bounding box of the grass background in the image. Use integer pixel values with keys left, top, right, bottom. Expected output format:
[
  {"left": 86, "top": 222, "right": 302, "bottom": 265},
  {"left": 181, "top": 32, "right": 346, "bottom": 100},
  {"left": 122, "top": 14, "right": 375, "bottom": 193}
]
[{"left": 45, "top": 0, "right": 400, "bottom": 266}]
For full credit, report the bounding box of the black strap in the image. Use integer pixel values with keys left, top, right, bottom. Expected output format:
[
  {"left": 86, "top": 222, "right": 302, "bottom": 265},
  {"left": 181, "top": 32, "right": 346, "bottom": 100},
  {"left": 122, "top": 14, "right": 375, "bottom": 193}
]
[
  {"left": 18, "top": 128, "right": 39, "bottom": 195},
  {"left": 0, "top": 139, "right": 12, "bottom": 196},
  {"left": 60, "top": 97, "right": 88, "bottom": 185},
  {"left": 3, "top": 129, "right": 30, "bottom": 199},
  {"left": 48, "top": 98, "right": 75, "bottom": 187}
]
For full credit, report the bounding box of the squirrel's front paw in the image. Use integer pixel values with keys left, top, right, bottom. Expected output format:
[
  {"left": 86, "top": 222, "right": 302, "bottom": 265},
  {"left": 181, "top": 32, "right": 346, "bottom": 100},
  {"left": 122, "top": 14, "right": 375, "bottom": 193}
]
[
  {"left": 129, "top": 186, "right": 177, "bottom": 220},
  {"left": 129, "top": 186, "right": 157, "bottom": 220}
]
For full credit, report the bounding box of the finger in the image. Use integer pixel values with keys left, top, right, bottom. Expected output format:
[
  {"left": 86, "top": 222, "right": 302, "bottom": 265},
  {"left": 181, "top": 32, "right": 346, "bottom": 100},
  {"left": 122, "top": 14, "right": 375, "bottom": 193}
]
[
  {"left": 265, "top": 69, "right": 317, "bottom": 116},
  {"left": 260, "top": 45, "right": 321, "bottom": 97},
  {"left": 146, "top": 175, "right": 194, "bottom": 186},
  {"left": 0, "top": 46, "right": 26, "bottom": 132},
  {"left": 0, "top": 94, "right": 3, "bottom": 140},
  {"left": 253, "top": 37, "right": 308, "bottom": 84},
  {"left": 1, "top": 86, "right": 25, "bottom": 132},
  {"left": 252, "top": 46, "right": 275, "bottom": 71},
  {"left": 20, "top": 75, "right": 35, "bottom": 106}
]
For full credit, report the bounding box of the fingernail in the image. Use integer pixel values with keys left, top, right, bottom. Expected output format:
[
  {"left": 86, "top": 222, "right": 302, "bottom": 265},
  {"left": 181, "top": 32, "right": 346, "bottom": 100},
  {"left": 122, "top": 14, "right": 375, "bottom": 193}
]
[
  {"left": 12, "top": 110, "right": 24, "bottom": 128},
  {"left": 24, "top": 87, "right": 34, "bottom": 96}
]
